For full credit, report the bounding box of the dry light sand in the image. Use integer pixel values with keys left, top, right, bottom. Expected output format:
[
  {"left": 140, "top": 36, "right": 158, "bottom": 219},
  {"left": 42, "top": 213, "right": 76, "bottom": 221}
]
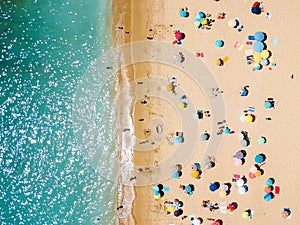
[{"left": 113, "top": 0, "right": 300, "bottom": 224}]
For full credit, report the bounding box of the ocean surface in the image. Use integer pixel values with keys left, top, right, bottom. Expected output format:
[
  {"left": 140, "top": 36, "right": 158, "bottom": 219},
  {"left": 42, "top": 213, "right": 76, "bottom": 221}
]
[{"left": 0, "top": 0, "right": 119, "bottom": 224}]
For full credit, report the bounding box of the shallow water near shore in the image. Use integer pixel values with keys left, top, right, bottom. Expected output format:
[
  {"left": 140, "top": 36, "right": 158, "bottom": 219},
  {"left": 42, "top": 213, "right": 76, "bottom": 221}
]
[{"left": 0, "top": 0, "right": 120, "bottom": 224}]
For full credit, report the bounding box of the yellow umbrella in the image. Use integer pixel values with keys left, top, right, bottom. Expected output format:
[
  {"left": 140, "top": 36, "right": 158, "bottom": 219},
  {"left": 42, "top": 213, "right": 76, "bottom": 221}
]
[
  {"left": 255, "top": 170, "right": 262, "bottom": 177},
  {"left": 245, "top": 115, "right": 253, "bottom": 123},
  {"left": 242, "top": 211, "right": 250, "bottom": 219},
  {"left": 201, "top": 19, "right": 208, "bottom": 25},
  {"left": 216, "top": 59, "right": 223, "bottom": 66},
  {"left": 154, "top": 193, "right": 161, "bottom": 200},
  {"left": 253, "top": 53, "right": 262, "bottom": 63},
  {"left": 261, "top": 50, "right": 270, "bottom": 59},
  {"left": 191, "top": 170, "right": 200, "bottom": 178},
  {"left": 166, "top": 84, "right": 174, "bottom": 91},
  {"left": 179, "top": 102, "right": 187, "bottom": 109},
  {"left": 167, "top": 206, "right": 175, "bottom": 213}
]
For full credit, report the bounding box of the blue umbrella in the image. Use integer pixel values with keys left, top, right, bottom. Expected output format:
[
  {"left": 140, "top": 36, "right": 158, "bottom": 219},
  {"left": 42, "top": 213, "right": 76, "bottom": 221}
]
[
  {"left": 197, "top": 12, "right": 205, "bottom": 20},
  {"left": 175, "top": 136, "right": 184, "bottom": 143},
  {"left": 180, "top": 10, "right": 187, "bottom": 18},
  {"left": 215, "top": 40, "right": 224, "bottom": 47},
  {"left": 254, "top": 31, "right": 266, "bottom": 41},
  {"left": 185, "top": 185, "right": 191, "bottom": 193},
  {"left": 264, "top": 193, "right": 273, "bottom": 201},
  {"left": 241, "top": 88, "right": 248, "bottom": 96},
  {"left": 209, "top": 182, "right": 220, "bottom": 192},
  {"left": 194, "top": 162, "right": 201, "bottom": 171},
  {"left": 172, "top": 172, "right": 179, "bottom": 179},
  {"left": 261, "top": 59, "right": 269, "bottom": 66},
  {"left": 201, "top": 133, "right": 210, "bottom": 141},
  {"left": 224, "top": 127, "right": 230, "bottom": 134},
  {"left": 253, "top": 41, "right": 265, "bottom": 52},
  {"left": 251, "top": 7, "right": 261, "bottom": 15},
  {"left": 266, "top": 178, "right": 274, "bottom": 186},
  {"left": 264, "top": 101, "right": 272, "bottom": 108},
  {"left": 255, "top": 154, "right": 265, "bottom": 163}
]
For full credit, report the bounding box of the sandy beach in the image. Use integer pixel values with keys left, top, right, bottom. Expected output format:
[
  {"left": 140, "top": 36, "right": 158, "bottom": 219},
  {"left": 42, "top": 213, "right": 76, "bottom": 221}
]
[{"left": 113, "top": 0, "right": 300, "bottom": 224}]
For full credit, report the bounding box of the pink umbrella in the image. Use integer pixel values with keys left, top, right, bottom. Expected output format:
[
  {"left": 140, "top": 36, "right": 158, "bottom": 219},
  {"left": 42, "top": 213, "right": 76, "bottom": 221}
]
[{"left": 175, "top": 31, "right": 183, "bottom": 40}]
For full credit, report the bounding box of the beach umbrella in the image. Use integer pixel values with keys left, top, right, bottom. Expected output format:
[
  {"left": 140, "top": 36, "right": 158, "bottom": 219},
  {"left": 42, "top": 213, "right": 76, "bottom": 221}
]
[
  {"left": 166, "top": 84, "right": 175, "bottom": 91},
  {"left": 252, "top": 1, "right": 261, "bottom": 7},
  {"left": 174, "top": 209, "right": 183, "bottom": 217},
  {"left": 212, "top": 219, "right": 223, "bottom": 225},
  {"left": 255, "top": 154, "right": 265, "bottom": 163},
  {"left": 253, "top": 63, "right": 262, "bottom": 70},
  {"left": 154, "top": 193, "right": 161, "bottom": 199},
  {"left": 167, "top": 206, "right": 175, "bottom": 213},
  {"left": 194, "top": 162, "right": 201, "bottom": 171},
  {"left": 266, "top": 178, "right": 274, "bottom": 186},
  {"left": 191, "top": 164, "right": 197, "bottom": 171},
  {"left": 215, "top": 40, "right": 224, "bottom": 47},
  {"left": 253, "top": 41, "right": 265, "bottom": 52},
  {"left": 201, "top": 133, "right": 210, "bottom": 141},
  {"left": 249, "top": 172, "right": 256, "bottom": 179},
  {"left": 264, "top": 101, "right": 272, "bottom": 108},
  {"left": 234, "top": 158, "right": 243, "bottom": 166},
  {"left": 201, "top": 19, "right": 208, "bottom": 25},
  {"left": 245, "top": 115, "right": 254, "bottom": 122},
  {"left": 240, "top": 139, "right": 249, "bottom": 147},
  {"left": 253, "top": 53, "right": 262, "bottom": 63},
  {"left": 251, "top": 7, "right": 261, "bottom": 15},
  {"left": 228, "top": 19, "right": 236, "bottom": 28},
  {"left": 175, "top": 164, "right": 182, "bottom": 171},
  {"left": 209, "top": 182, "right": 220, "bottom": 192},
  {"left": 222, "top": 184, "right": 229, "bottom": 191},
  {"left": 255, "top": 170, "right": 262, "bottom": 177},
  {"left": 254, "top": 31, "right": 266, "bottom": 41},
  {"left": 264, "top": 186, "right": 273, "bottom": 193},
  {"left": 224, "top": 127, "right": 230, "bottom": 134},
  {"left": 172, "top": 171, "right": 180, "bottom": 179},
  {"left": 261, "top": 50, "right": 270, "bottom": 59},
  {"left": 242, "top": 211, "right": 250, "bottom": 219},
  {"left": 175, "top": 136, "right": 184, "bottom": 143},
  {"left": 228, "top": 19, "right": 239, "bottom": 28},
  {"left": 238, "top": 187, "right": 246, "bottom": 195},
  {"left": 179, "top": 101, "right": 188, "bottom": 109},
  {"left": 175, "top": 31, "right": 183, "bottom": 40},
  {"left": 153, "top": 186, "right": 160, "bottom": 192},
  {"left": 236, "top": 179, "right": 245, "bottom": 187},
  {"left": 249, "top": 165, "right": 257, "bottom": 173},
  {"left": 191, "top": 170, "right": 200, "bottom": 178},
  {"left": 180, "top": 10, "right": 187, "bottom": 18},
  {"left": 281, "top": 209, "right": 291, "bottom": 218},
  {"left": 264, "top": 193, "right": 273, "bottom": 201},
  {"left": 258, "top": 136, "right": 266, "bottom": 144},
  {"left": 260, "top": 59, "right": 269, "bottom": 66},
  {"left": 241, "top": 88, "right": 248, "bottom": 96},
  {"left": 215, "top": 58, "right": 224, "bottom": 66},
  {"left": 197, "top": 12, "right": 206, "bottom": 20},
  {"left": 240, "top": 115, "right": 246, "bottom": 122},
  {"left": 235, "top": 151, "right": 245, "bottom": 159}
]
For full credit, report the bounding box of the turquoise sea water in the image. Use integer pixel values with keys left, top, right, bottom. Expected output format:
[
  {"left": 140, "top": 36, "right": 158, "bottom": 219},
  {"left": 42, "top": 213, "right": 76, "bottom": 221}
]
[{"left": 0, "top": 0, "right": 118, "bottom": 224}]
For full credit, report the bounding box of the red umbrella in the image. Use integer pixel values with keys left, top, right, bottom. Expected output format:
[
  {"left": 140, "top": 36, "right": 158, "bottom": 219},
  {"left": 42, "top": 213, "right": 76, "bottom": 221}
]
[
  {"left": 252, "top": 1, "right": 260, "bottom": 7},
  {"left": 175, "top": 31, "right": 183, "bottom": 40},
  {"left": 212, "top": 219, "right": 223, "bottom": 225}
]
